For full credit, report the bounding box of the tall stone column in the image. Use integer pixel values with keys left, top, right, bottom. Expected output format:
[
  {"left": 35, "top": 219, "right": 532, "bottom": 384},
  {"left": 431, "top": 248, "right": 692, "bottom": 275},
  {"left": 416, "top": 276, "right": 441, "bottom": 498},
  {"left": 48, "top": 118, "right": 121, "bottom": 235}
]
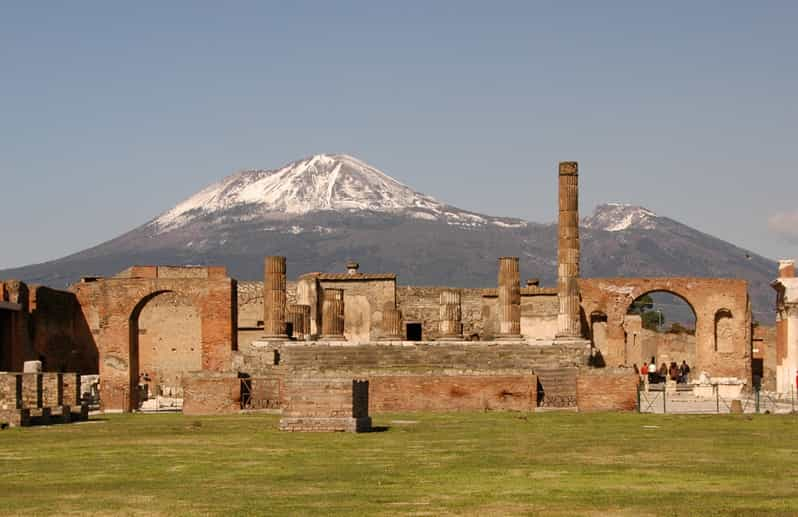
[
  {"left": 497, "top": 257, "right": 522, "bottom": 339},
  {"left": 287, "top": 304, "right": 311, "bottom": 341},
  {"left": 263, "top": 256, "right": 288, "bottom": 339},
  {"left": 557, "top": 161, "right": 582, "bottom": 338},
  {"left": 321, "top": 288, "right": 346, "bottom": 340},
  {"left": 438, "top": 289, "right": 463, "bottom": 339},
  {"left": 380, "top": 301, "right": 404, "bottom": 340}
]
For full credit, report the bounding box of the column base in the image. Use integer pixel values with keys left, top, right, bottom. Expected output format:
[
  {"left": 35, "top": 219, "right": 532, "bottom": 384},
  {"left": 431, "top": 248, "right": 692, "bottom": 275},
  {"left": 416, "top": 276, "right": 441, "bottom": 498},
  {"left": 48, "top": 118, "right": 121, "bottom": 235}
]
[
  {"left": 320, "top": 335, "right": 347, "bottom": 341},
  {"left": 494, "top": 334, "right": 523, "bottom": 341},
  {"left": 435, "top": 335, "right": 464, "bottom": 341}
]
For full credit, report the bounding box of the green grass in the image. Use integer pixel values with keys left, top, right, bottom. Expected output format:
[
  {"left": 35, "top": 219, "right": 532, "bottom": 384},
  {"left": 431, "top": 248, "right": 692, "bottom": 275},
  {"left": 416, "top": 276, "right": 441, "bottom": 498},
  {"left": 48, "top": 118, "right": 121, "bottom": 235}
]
[{"left": 1, "top": 411, "right": 797, "bottom": 516}]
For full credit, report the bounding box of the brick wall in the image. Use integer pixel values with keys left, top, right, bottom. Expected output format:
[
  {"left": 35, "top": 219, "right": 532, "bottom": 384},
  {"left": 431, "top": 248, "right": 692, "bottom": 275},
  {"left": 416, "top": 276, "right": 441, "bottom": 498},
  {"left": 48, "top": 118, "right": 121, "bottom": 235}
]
[
  {"left": 182, "top": 372, "right": 241, "bottom": 416},
  {"left": 576, "top": 369, "right": 639, "bottom": 411},
  {"left": 282, "top": 377, "right": 366, "bottom": 418},
  {"left": 21, "top": 373, "right": 42, "bottom": 408},
  {"left": 41, "top": 373, "right": 63, "bottom": 407},
  {"left": 369, "top": 375, "right": 537, "bottom": 412}
]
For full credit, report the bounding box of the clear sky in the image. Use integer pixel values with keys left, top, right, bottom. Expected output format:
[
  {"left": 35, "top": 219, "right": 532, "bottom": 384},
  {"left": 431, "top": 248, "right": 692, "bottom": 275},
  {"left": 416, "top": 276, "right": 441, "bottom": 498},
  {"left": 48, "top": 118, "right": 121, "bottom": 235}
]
[{"left": 1, "top": 1, "right": 796, "bottom": 269}]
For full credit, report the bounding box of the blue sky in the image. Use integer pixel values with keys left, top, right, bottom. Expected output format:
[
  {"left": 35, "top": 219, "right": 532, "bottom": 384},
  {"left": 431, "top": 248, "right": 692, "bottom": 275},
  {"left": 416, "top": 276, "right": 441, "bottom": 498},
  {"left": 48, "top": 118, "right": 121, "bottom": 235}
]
[{"left": 1, "top": 1, "right": 796, "bottom": 269}]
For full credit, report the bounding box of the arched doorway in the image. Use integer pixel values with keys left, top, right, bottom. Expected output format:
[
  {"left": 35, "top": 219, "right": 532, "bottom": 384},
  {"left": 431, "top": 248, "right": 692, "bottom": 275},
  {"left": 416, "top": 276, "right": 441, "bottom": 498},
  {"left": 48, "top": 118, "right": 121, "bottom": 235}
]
[
  {"left": 129, "top": 291, "right": 202, "bottom": 410},
  {"left": 625, "top": 291, "right": 697, "bottom": 374}
]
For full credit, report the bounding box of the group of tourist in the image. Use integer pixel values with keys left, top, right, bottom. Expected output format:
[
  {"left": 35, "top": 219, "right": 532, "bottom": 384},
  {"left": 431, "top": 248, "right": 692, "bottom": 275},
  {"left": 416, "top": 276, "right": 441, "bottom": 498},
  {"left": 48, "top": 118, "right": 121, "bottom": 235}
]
[{"left": 634, "top": 358, "right": 690, "bottom": 384}]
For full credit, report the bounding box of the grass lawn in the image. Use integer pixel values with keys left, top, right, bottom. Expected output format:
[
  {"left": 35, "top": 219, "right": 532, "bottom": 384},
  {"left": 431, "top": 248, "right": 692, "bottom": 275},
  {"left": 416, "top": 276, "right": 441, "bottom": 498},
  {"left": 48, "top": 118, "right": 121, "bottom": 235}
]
[{"left": 1, "top": 411, "right": 797, "bottom": 516}]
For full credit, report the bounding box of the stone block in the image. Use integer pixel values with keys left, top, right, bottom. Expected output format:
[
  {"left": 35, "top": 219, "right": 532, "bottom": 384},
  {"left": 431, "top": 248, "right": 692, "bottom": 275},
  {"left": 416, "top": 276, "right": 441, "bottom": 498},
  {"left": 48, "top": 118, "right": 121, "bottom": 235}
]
[
  {"left": 182, "top": 372, "right": 240, "bottom": 416},
  {"left": 23, "top": 361, "right": 42, "bottom": 373},
  {"left": 21, "top": 373, "right": 42, "bottom": 408},
  {"left": 42, "top": 373, "right": 63, "bottom": 407},
  {"left": 280, "top": 377, "right": 370, "bottom": 432}
]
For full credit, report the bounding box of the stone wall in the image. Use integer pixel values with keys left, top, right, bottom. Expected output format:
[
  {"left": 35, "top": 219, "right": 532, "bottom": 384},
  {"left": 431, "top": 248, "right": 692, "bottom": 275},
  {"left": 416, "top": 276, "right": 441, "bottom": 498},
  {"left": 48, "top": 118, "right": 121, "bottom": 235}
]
[
  {"left": 72, "top": 266, "right": 237, "bottom": 411},
  {"left": 397, "top": 287, "right": 485, "bottom": 340},
  {"left": 580, "top": 278, "right": 751, "bottom": 382},
  {"left": 369, "top": 375, "right": 537, "bottom": 412},
  {"left": 182, "top": 372, "right": 241, "bottom": 415},
  {"left": 576, "top": 369, "right": 639, "bottom": 411},
  {"left": 137, "top": 291, "right": 202, "bottom": 397},
  {"left": 279, "top": 377, "right": 371, "bottom": 432},
  {"left": 28, "top": 285, "right": 98, "bottom": 373},
  {"left": 241, "top": 342, "right": 590, "bottom": 376},
  {"left": 0, "top": 281, "right": 96, "bottom": 374},
  {"left": 753, "top": 324, "right": 776, "bottom": 391}
]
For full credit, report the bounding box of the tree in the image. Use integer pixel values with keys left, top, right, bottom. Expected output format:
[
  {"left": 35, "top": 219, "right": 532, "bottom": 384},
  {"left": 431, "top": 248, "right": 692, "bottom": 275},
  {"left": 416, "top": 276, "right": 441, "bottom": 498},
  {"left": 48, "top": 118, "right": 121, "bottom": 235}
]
[{"left": 628, "top": 294, "right": 664, "bottom": 331}]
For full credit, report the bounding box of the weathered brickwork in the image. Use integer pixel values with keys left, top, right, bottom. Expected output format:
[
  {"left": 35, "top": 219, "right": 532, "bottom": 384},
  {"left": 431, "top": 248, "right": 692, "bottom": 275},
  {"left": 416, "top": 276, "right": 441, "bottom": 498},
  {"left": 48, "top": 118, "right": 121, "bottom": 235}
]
[
  {"left": 579, "top": 278, "right": 752, "bottom": 382},
  {"left": 182, "top": 372, "right": 241, "bottom": 415},
  {"left": 41, "top": 373, "right": 63, "bottom": 407},
  {"left": 369, "top": 375, "right": 537, "bottom": 412},
  {"left": 576, "top": 369, "right": 639, "bottom": 411},
  {"left": 0, "top": 371, "right": 87, "bottom": 427},
  {"left": 72, "top": 266, "right": 237, "bottom": 411},
  {"left": 280, "top": 377, "right": 371, "bottom": 432}
]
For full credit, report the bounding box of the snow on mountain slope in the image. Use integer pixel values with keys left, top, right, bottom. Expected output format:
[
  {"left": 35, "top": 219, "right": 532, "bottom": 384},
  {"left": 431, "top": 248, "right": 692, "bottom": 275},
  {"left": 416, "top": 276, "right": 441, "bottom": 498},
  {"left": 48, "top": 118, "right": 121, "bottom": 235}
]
[
  {"left": 150, "top": 153, "right": 525, "bottom": 233},
  {"left": 582, "top": 203, "right": 658, "bottom": 232}
]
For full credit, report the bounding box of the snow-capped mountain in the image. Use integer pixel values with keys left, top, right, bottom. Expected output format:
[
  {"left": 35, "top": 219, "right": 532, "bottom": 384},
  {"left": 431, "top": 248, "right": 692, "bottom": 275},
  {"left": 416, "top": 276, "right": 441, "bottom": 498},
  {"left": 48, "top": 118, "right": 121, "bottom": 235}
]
[
  {"left": 0, "top": 153, "right": 777, "bottom": 322},
  {"left": 582, "top": 203, "right": 659, "bottom": 232},
  {"left": 151, "top": 154, "right": 524, "bottom": 234}
]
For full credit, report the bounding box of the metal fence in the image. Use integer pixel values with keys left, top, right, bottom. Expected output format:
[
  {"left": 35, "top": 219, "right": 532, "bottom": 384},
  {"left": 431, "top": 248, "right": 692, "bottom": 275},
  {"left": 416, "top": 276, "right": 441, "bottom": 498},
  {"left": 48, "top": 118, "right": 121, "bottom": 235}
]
[{"left": 638, "top": 384, "right": 797, "bottom": 414}]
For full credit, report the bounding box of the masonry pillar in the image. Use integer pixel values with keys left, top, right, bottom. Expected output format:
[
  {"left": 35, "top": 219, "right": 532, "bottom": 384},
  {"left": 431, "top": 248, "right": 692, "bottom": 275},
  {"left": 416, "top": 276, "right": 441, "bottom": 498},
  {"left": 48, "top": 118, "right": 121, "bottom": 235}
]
[
  {"left": 263, "top": 256, "right": 288, "bottom": 339},
  {"left": 556, "top": 161, "right": 582, "bottom": 339},
  {"left": 497, "top": 257, "right": 522, "bottom": 339},
  {"left": 321, "top": 289, "right": 346, "bottom": 340},
  {"left": 380, "top": 301, "right": 404, "bottom": 340},
  {"left": 287, "top": 304, "right": 311, "bottom": 341},
  {"left": 438, "top": 289, "right": 463, "bottom": 339}
]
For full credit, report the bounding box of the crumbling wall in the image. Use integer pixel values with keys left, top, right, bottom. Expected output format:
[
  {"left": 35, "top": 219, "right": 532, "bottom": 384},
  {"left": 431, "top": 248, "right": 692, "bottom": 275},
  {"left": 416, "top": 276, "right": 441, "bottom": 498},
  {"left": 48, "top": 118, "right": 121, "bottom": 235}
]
[
  {"left": 137, "top": 291, "right": 202, "bottom": 397},
  {"left": 576, "top": 368, "right": 639, "bottom": 411},
  {"left": 28, "top": 285, "right": 97, "bottom": 373},
  {"left": 397, "top": 287, "right": 485, "bottom": 340},
  {"left": 369, "top": 375, "right": 537, "bottom": 412},
  {"left": 579, "top": 278, "right": 751, "bottom": 381},
  {"left": 72, "top": 266, "right": 237, "bottom": 411},
  {"left": 753, "top": 324, "right": 776, "bottom": 391},
  {"left": 182, "top": 372, "right": 240, "bottom": 415}
]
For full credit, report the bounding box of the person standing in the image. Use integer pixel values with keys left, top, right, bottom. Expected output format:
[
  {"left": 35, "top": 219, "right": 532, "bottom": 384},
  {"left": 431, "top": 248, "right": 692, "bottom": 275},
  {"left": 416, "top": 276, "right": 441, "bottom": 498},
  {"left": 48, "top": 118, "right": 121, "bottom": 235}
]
[{"left": 680, "top": 360, "right": 691, "bottom": 383}]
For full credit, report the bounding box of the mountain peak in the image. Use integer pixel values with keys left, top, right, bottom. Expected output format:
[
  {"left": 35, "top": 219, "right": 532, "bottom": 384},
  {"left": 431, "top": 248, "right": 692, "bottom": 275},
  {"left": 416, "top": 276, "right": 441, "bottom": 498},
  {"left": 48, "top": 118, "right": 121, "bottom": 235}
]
[
  {"left": 583, "top": 203, "right": 658, "bottom": 232},
  {"left": 151, "top": 153, "right": 446, "bottom": 233}
]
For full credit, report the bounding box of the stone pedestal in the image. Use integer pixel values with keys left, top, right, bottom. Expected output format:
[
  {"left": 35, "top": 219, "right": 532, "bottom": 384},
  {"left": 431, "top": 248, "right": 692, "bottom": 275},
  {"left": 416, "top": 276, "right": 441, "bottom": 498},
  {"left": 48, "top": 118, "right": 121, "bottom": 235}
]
[
  {"left": 321, "top": 289, "right": 346, "bottom": 341},
  {"left": 287, "top": 304, "right": 311, "bottom": 340},
  {"left": 556, "top": 161, "right": 582, "bottom": 339},
  {"left": 438, "top": 289, "right": 463, "bottom": 340},
  {"left": 380, "top": 301, "right": 404, "bottom": 340},
  {"left": 280, "top": 378, "right": 371, "bottom": 433},
  {"left": 263, "top": 256, "right": 288, "bottom": 339},
  {"left": 497, "top": 257, "right": 522, "bottom": 339}
]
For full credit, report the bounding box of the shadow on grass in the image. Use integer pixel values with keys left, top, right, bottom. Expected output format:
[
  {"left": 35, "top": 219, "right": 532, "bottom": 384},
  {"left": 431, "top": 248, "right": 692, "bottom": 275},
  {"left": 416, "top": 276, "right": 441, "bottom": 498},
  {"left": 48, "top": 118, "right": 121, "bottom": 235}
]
[{"left": 369, "top": 426, "right": 390, "bottom": 433}]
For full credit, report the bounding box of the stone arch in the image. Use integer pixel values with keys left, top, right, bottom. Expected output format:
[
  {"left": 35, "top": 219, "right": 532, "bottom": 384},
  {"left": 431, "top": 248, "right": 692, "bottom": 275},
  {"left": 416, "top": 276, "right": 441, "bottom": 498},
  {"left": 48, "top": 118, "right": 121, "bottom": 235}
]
[
  {"left": 714, "top": 308, "right": 734, "bottom": 353},
  {"left": 624, "top": 290, "right": 697, "bottom": 369}
]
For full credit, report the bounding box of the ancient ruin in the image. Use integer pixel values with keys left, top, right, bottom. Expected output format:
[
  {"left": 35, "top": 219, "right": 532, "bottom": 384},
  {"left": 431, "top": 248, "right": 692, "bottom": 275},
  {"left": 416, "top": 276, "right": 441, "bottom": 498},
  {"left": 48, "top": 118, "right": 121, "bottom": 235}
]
[{"left": 0, "top": 160, "right": 776, "bottom": 429}]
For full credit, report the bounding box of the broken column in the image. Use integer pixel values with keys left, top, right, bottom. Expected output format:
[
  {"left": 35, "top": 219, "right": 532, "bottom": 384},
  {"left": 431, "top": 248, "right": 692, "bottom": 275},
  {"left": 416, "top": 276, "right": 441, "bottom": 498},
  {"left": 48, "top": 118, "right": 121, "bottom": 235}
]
[
  {"left": 287, "top": 304, "right": 311, "bottom": 341},
  {"left": 321, "top": 288, "right": 346, "bottom": 340},
  {"left": 774, "top": 259, "right": 798, "bottom": 393},
  {"left": 556, "top": 161, "right": 582, "bottom": 339},
  {"left": 438, "top": 289, "right": 463, "bottom": 339},
  {"left": 380, "top": 301, "right": 403, "bottom": 340},
  {"left": 263, "top": 256, "right": 288, "bottom": 339},
  {"left": 497, "top": 257, "right": 522, "bottom": 339}
]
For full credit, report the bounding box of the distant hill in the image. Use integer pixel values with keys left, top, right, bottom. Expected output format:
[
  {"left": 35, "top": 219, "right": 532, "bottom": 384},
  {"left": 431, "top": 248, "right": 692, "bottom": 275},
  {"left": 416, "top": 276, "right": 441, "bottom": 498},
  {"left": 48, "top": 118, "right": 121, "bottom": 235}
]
[{"left": 0, "top": 153, "right": 777, "bottom": 323}]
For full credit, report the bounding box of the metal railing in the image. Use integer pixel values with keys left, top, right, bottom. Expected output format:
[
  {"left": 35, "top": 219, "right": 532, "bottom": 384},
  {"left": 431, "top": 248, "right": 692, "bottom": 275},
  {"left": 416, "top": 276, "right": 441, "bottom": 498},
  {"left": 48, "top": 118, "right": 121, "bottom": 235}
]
[{"left": 638, "top": 384, "right": 797, "bottom": 414}]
